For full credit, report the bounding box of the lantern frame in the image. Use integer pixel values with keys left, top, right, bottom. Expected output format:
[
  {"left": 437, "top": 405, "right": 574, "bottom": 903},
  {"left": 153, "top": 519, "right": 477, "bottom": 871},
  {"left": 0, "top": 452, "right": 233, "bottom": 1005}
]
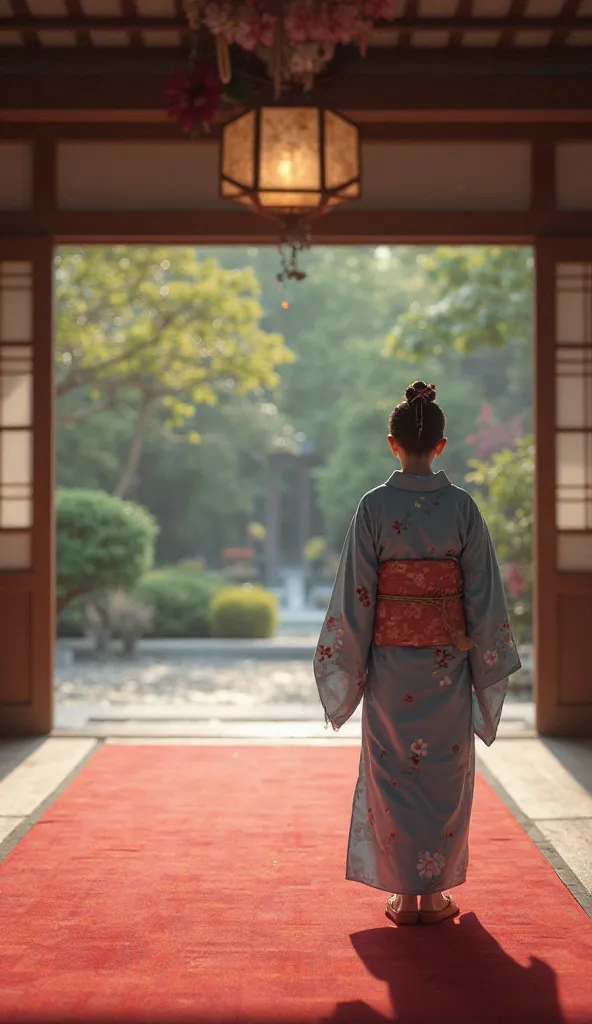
[{"left": 219, "top": 101, "right": 362, "bottom": 221}]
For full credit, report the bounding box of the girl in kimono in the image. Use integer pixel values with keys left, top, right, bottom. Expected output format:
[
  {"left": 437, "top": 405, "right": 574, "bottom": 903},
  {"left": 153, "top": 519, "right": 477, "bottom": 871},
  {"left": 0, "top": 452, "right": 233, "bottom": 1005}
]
[{"left": 314, "top": 381, "right": 521, "bottom": 926}]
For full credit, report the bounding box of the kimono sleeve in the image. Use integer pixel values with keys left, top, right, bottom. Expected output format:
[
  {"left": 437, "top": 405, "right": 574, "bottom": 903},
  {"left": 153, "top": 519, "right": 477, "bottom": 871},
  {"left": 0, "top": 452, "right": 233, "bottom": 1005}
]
[
  {"left": 314, "top": 497, "right": 379, "bottom": 732},
  {"left": 460, "top": 497, "right": 522, "bottom": 746}
]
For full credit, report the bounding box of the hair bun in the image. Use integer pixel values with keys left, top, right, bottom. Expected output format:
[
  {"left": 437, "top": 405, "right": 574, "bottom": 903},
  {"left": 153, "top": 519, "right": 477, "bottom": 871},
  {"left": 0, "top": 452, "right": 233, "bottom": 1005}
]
[{"left": 405, "top": 380, "right": 437, "bottom": 404}]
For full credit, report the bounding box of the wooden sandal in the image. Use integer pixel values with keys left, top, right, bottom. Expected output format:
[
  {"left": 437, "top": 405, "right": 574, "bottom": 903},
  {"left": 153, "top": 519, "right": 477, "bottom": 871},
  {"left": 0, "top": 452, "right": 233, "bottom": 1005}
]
[
  {"left": 418, "top": 893, "right": 459, "bottom": 925},
  {"left": 385, "top": 895, "right": 419, "bottom": 926}
]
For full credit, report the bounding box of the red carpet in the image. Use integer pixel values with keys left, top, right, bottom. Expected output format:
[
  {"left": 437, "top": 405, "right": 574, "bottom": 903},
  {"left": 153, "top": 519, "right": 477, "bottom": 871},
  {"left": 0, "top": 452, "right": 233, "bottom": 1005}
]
[{"left": 0, "top": 743, "right": 590, "bottom": 1024}]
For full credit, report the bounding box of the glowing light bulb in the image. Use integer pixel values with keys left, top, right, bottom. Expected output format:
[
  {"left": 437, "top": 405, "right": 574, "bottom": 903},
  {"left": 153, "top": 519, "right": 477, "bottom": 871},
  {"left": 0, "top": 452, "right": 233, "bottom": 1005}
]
[
  {"left": 281, "top": 300, "right": 290, "bottom": 310},
  {"left": 278, "top": 158, "right": 293, "bottom": 183}
]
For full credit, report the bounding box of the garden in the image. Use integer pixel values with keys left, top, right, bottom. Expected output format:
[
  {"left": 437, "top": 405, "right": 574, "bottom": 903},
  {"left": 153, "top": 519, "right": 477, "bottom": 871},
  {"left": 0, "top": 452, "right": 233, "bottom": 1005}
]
[{"left": 55, "top": 244, "right": 534, "bottom": 687}]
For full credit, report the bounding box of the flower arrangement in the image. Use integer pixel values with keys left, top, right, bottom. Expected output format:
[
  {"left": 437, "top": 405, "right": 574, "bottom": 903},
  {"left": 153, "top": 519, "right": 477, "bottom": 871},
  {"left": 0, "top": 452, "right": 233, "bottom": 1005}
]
[
  {"left": 184, "top": 0, "right": 400, "bottom": 91},
  {"left": 166, "top": 62, "right": 223, "bottom": 136}
]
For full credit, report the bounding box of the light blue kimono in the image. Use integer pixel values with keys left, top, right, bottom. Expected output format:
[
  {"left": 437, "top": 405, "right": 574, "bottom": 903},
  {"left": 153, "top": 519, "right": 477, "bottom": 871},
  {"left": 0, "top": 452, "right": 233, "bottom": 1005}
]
[{"left": 314, "top": 470, "right": 521, "bottom": 895}]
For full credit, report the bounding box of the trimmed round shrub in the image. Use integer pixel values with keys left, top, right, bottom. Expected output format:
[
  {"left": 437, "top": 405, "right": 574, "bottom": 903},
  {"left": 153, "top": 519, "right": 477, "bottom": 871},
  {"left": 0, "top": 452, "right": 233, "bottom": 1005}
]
[
  {"left": 136, "top": 566, "right": 224, "bottom": 638},
  {"left": 210, "top": 586, "right": 278, "bottom": 639},
  {"left": 56, "top": 489, "right": 158, "bottom": 613}
]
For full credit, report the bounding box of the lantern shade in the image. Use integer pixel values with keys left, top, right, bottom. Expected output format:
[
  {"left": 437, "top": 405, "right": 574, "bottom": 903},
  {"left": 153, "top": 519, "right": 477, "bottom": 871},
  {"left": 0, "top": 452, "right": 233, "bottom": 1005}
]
[{"left": 220, "top": 105, "right": 361, "bottom": 217}]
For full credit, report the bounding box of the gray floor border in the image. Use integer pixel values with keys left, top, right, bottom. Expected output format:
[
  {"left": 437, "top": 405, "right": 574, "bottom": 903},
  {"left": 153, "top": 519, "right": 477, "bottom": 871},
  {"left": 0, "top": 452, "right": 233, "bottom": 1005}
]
[
  {"left": 0, "top": 739, "right": 104, "bottom": 866},
  {"left": 477, "top": 755, "right": 592, "bottom": 920},
  {"left": 1, "top": 738, "right": 590, "bottom": 923}
]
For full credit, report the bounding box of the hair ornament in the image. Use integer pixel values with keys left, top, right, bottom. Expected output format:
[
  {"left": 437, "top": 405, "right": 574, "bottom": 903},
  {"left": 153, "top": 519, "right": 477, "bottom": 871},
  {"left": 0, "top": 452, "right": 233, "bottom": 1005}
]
[
  {"left": 405, "top": 381, "right": 436, "bottom": 435},
  {"left": 409, "top": 383, "right": 436, "bottom": 405}
]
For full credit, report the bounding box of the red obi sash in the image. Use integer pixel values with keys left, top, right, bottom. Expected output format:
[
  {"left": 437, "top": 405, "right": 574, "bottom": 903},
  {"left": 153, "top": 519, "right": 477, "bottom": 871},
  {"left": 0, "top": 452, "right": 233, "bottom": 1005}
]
[{"left": 373, "top": 559, "right": 474, "bottom": 650}]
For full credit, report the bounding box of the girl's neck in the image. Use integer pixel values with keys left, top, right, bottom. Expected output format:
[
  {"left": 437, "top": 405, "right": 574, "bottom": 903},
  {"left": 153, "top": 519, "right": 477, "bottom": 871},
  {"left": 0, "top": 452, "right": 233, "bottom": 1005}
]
[{"left": 399, "top": 458, "right": 434, "bottom": 476}]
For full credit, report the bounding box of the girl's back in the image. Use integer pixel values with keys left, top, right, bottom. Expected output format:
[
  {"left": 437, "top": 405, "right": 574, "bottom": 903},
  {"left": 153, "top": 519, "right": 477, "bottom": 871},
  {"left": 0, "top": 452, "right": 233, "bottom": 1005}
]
[{"left": 313, "top": 381, "right": 521, "bottom": 922}]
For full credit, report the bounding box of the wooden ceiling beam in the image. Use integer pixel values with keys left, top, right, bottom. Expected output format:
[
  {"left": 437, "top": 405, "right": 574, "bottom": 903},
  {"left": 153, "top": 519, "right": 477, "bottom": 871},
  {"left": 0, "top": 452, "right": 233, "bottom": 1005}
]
[
  {"left": 1, "top": 73, "right": 590, "bottom": 115},
  {"left": 397, "top": 0, "right": 419, "bottom": 50},
  {"left": 121, "top": 0, "right": 144, "bottom": 48},
  {"left": 64, "top": 0, "right": 91, "bottom": 49},
  {"left": 552, "top": 0, "right": 582, "bottom": 47},
  {"left": 1, "top": 13, "right": 592, "bottom": 32},
  {"left": 450, "top": 0, "right": 473, "bottom": 49},
  {"left": 8, "top": 0, "right": 40, "bottom": 48},
  {"left": 499, "top": 0, "right": 529, "bottom": 49}
]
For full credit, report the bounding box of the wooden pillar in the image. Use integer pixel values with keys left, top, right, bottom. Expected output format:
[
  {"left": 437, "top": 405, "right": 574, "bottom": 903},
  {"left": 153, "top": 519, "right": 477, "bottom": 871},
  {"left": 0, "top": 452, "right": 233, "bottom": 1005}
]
[
  {"left": 0, "top": 237, "right": 54, "bottom": 736},
  {"left": 535, "top": 238, "right": 592, "bottom": 736}
]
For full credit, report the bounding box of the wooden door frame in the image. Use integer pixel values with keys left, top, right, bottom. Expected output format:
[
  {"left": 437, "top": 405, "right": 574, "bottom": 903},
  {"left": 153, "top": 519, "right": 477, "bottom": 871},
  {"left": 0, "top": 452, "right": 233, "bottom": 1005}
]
[
  {"left": 535, "top": 237, "right": 592, "bottom": 736},
  {"left": 2, "top": 228, "right": 590, "bottom": 737},
  {"left": 0, "top": 235, "right": 54, "bottom": 736}
]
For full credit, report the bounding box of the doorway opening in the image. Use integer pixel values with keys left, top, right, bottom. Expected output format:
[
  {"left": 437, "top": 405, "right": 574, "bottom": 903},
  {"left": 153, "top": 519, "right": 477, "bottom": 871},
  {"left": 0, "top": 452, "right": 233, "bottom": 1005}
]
[{"left": 53, "top": 244, "right": 534, "bottom": 735}]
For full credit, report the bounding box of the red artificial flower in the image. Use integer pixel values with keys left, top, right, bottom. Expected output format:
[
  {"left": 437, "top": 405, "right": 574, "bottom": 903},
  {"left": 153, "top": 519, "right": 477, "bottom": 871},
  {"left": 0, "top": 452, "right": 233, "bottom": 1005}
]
[{"left": 166, "top": 63, "right": 222, "bottom": 136}]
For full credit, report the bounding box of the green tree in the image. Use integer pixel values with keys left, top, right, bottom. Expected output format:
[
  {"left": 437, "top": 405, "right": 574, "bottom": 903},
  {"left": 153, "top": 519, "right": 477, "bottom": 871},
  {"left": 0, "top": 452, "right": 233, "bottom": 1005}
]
[
  {"left": 388, "top": 246, "right": 532, "bottom": 359},
  {"left": 56, "top": 489, "right": 158, "bottom": 612},
  {"left": 56, "top": 245, "right": 534, "bottom": 572},
  {"left": 465, "top": 435, "right": 534, "bottom": 642},
  {"left": 55, "top": 246, "right": 292, "bottom": 497},
  {"left": 208, "top": 245, "right": 434, "bottom": 460},
  {"left": 466, "top": 435, "right": 534, "bottom": 566},
  {"left": 317, "top": 364, "right": 484, "bottom": 546},
  {"left": 387, "top": 245, "right": 533, "bottom": 425}
]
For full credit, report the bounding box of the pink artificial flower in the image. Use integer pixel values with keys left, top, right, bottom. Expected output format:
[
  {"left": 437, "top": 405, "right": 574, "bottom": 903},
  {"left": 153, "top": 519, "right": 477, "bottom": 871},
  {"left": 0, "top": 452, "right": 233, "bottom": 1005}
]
[
  {"left": 285, "top": 1, "right": 316, "bottom": 42},
  {"left": 365, "top": 0, "right": 400, "bottom": 19}
]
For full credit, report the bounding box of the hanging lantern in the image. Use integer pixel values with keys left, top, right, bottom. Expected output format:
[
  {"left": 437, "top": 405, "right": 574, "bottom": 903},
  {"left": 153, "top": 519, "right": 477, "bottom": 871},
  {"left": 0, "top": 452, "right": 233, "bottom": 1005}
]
[{"left": 220, "top": 104, "right": 361, "bottom": 280}]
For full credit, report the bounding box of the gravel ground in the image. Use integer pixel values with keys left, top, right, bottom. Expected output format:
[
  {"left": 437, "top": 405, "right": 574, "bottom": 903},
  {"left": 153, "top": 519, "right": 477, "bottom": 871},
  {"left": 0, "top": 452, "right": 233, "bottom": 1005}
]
[
  {"left": 54, "top": 658, "right": 320, "bottom": 707},
  {"left": 54, "top": 655, "right": 533, "bottom": 707}
]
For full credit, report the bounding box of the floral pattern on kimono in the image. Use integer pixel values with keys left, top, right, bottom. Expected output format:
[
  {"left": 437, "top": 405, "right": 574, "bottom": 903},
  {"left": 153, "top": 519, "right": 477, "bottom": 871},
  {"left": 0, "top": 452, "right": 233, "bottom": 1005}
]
[
  {"left": 313, "top": 469, "right": 521, "bottom": 896},
  {"left": 313, "top": 497, "right": 378, "bottom": 731}
]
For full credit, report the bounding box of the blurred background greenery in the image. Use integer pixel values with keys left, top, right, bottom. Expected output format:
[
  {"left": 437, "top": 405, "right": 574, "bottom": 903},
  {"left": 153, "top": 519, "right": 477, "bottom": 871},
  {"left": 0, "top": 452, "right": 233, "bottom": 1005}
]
[{"left": 56, "top": 244, "right": 533, "bottom": 647}]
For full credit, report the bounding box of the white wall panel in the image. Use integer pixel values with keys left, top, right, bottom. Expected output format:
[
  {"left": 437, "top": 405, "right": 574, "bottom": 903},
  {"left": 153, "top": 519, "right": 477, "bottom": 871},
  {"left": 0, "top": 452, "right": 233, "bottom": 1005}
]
[
  {"left": 354, "top": 142, "right": 530, "bottom": 211},
  {"left": 58, "top": 140, "right": 532, "bottom": 213},
  {"left": 58, "top": 142, "right": 227, "bottom": 211}
]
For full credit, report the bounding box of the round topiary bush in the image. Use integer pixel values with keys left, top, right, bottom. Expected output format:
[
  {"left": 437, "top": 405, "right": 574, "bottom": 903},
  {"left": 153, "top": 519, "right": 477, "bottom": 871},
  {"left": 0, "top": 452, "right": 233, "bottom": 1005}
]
[
  {"left": 210, "top": 586, "right": 278, "bottom": 639},
  {"left": 136, "top": 566, "right": 224, "bottom": 638},
  {"left": 56, "top": 488, "right": 158, "bottom": 613}
]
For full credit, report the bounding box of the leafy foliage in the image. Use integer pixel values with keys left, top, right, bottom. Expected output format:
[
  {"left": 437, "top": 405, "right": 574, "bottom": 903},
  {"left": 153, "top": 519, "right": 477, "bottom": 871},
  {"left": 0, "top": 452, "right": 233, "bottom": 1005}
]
[
  {"left": 55, "top": 246, "right": 292, "bottom": 496},
  {"left": 56, "top": 245, "right": 534, "bottom": 592},
  {"left": 466, "top": 436, "right": 534, "bottom": 642},
  {"left": 210, "top": 586, "right": 278, "bottom": 638},
  {"left": 56, "top": 489, "right": 158, "bottom": 612},
  {"left": 136, "top": 565, "right": 225, "bottom": 638},
  {"left": 388, "top": 246, "right": 533, "bottom": 358},
  {"left": 55, "top": 245, "right": 291, "bottom": 424}
]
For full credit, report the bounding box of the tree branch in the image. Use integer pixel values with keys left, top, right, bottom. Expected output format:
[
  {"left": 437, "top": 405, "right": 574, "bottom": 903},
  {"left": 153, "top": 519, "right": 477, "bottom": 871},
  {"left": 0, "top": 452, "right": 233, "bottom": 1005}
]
[
  {"left": 56, "top": 392, "right": 117, "bottom": 427},
  {"left": 113, "top": 395, "right": 155, "bottom": 499}
]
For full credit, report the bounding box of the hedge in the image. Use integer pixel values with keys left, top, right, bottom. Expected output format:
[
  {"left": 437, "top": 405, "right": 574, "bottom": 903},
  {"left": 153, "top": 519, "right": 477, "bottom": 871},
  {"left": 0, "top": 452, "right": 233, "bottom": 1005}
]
[
  {"left": 136, "top": 565, "right": 224, "bottom": 638},
  {"left": 210, "top": 586, "right": 278, "bottom": 639}
]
